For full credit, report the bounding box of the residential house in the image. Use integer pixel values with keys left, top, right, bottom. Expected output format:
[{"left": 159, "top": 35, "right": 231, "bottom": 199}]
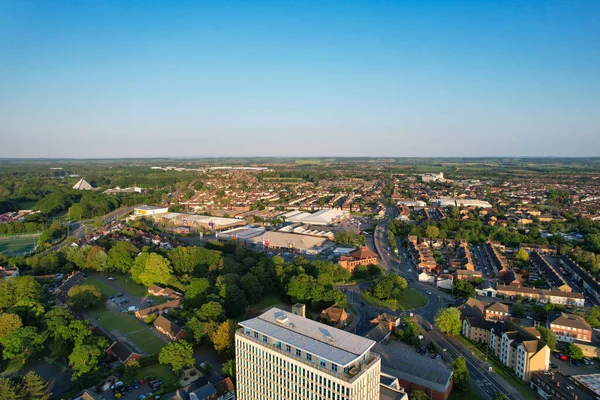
[
  {"left": 496, "top": 284, "right": 585, "bottom": 307},
  {"left": 548, "top": 313, "right": 592, "bottom": 343},
  {"left": 148, "top": 284, "right": 183, "bottom": 299},
  {"left": 154, "top": 315, "right": 187, "bottom": 340},
  {"left": 135, "top": 298, "right": 183, "bottom": 319},
  {"left": 320, "top": 304, "right": 348, "bottom": 327},
  {"left": 485, "top": 302, "right": 510, "bottom": 322},
  {"left": 455, "top": 269, "right": 482, "bottom": 281},
  {"left": 106, "top": 341, "right": 143, "bottom": 364},
  {"left": 436, "top": 274, "right": 453, "bottom": 290},
  {"left": 0, "top": 266, "right": 19, "bottom": 279},
  {"left": 476, "top": 281, "right": 497, "bottom": 298},
  {"left": 213, "top": 377, "right": 235, "bottom": 400},
  {"left": 457, "top": 298, "right": 486, "bottom": 320}
]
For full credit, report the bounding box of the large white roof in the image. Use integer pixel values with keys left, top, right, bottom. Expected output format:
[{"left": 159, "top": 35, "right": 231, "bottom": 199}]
[{"left": 239, "top": 307, "right": 375, "bottom": 366}]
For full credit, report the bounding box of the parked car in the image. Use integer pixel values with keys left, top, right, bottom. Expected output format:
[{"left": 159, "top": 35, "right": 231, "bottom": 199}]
[
  {"left": 573, "top": 360, "right": 581, "bottom": 367},
  {"left": 550, "top": 363, "right": 558, "bottom": 369},
  {"left": 559, "top": 354, "right": 569, "bottom": 361}
]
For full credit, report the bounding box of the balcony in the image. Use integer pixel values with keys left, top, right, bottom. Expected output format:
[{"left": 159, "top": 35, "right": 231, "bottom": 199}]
[{"left": 236, "top": 329, "right": 380, "bottom": 384}]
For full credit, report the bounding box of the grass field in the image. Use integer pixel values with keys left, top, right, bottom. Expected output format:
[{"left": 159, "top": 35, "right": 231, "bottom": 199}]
[
  {"left": 128, "top": 330, "right": 165, "bottom": 355},
  {"left": 134, "top": 363, "right": 179, "bottom": 391},
  {"left": 17, "top": 201, "right": 37, "bottom": 210},
  {"left": 361, "top": 289, "right": 428, "bottom": 311},
  {"left": 89, "top": 308, "right": 143, "bottom": 334},
  {"left": 252, "top": 295, "right": 284, "bottom": 311},
  {"left": 85, "top": 277, "right": 118, "bottom": 297},
  {"left": 0, "top": 236, "right": 37, "bottom": 256},
  {"left": 110, "top": 273, "right": 148, "bottom": 297},
  {"left": 448, "top": 389, "right": 479, "bottom": 400}
]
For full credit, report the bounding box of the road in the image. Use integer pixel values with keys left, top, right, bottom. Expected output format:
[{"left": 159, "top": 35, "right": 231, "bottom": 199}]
[{"left": 367, "top": 206, "right": 520, "bottom": 400}]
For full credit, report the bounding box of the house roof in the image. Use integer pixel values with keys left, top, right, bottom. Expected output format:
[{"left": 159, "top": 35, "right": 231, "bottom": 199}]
[
  {"left": 189, "top": 382, "right": 216, "bottom": 400},
  {"left": 136, "top": 298, "right": 182, "bottom": 317},
  {"left": 73, "top": 178, "right": 93, "bottom": 190},
  {"left": 154, "top": 315, "right": 185, "bottom": 338},
  {"left": 213, "top": 377, "right": 234, "bottom": 395},
  {"left": 550, "top": 313, "right": 592, "bottom": 331},
  {"left": 457, "top": 298, "right": 486, "bottom": 319},
  {"left": 107, "top": 341, "right": 141, "bottom": 363},
  {"left": 320, "top": 304, "right": 347, "bottom": 323},
  {"left": 349, "top": 247, "right": 377, "bottom": 260},
  {"left": 485, "top": 302, "right": 509, "bottom": 314},
  {"left": 466, "top": 317, "right": 496, "bottom": 331}
]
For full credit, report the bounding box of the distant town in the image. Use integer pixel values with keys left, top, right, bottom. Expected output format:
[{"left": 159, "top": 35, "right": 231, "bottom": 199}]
[{"left": 2, "top": 158, "right": 600, "bottom": 400}]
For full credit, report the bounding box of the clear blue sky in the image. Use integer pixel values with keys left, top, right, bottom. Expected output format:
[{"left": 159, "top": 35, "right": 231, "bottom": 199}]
[{"left": 1, "top": 1, "right": 598, "bottom": 158}]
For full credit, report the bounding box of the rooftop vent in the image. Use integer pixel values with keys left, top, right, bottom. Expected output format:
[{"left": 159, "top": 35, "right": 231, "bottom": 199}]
[{"left": 275, "top": 313, "right": 289, "bottom": 324}]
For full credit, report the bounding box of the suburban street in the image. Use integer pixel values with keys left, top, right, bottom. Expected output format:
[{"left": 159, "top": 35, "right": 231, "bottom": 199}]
[{"left": 362, "top": 207, "right": 521, "bottom": 400}]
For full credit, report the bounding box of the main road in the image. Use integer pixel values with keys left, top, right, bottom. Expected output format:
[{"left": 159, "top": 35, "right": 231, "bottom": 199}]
[{"left": 366, "top": 206, "right": 520, "bottom": 400}]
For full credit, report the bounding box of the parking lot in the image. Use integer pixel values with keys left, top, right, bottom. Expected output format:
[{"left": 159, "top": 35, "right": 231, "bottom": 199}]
[
  {"left": 550, "top": 352, "right": 600, "bottom": 376},
  {"left": 108, "top": 378, "right": 164, "bottom": 400}
]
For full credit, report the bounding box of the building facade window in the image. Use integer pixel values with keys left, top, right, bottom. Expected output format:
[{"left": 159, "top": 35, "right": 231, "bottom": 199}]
[
  {"left": 331, "top": 364, "right": 338, "bottom": 372},
  {"left": 306, "top": 353, "right": 312, "bottom": 361},
  {"left": 296, "top": 349, "right": 301, "bottom": 357},
  {"left": 262, "top": 334, "right": 268, "bottom": 343},
  {"left": 320, "top": 359, "right": 326, "bottom": 368},
  {"left": 286, "top": 344, "right": 291, "bottom": 352}
]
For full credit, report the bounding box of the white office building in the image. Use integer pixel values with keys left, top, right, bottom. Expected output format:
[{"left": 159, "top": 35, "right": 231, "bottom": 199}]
[{"left": 236, "top": 307, "right": 381, "bottom": 400}]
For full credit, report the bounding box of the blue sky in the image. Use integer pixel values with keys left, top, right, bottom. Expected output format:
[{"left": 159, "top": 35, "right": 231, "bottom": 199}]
[{"left": 1, "top": 1, "right": 598, "bottom": 158}]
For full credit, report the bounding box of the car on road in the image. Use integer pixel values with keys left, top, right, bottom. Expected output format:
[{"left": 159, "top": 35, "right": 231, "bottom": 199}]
[
  {"left": 426, "top": 291, "right": 432, "bottom": 295},
  {"left": 550, "top": 363, "right": 558, "bottom": 369},
  {"left": 108, "top": 276, "right": 115, "bottom": 280},
  {"left": 559, "top": 354, "right": 569, "bottom": 361}
]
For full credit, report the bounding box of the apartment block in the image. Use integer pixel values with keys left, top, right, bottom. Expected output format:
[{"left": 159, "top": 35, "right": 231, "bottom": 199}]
[
  {"left": 548, "top": 313, "right": 592, "bottom": 343},
  {"left": 236, "top": 308, "right": 381, "bottom": 400}
]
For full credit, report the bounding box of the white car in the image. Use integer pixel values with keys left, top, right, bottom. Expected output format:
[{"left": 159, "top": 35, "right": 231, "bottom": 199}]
[{"left": 426, "top": 291, "right": 432, "bottom": 295}]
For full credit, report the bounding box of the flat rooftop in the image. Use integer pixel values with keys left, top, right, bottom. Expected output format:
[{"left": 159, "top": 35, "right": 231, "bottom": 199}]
[
  {"left": 239, "top": 307, "right": 375, "bottom": 366},
  {"left": 373, "top": 342, "right": 453, "bottom": 393}
]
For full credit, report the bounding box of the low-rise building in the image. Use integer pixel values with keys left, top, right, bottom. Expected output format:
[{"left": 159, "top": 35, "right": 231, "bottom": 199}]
[
  {"left": 154, "top": 315, "right": 187, "bottom": 340},
  {"left": 135, "top": 298, "right": 183, "bottom": 319},
  {"left": 548, "top": 313, "right": 592, "bottom": 343},
  {"left": 531, "top": 372, "right": 597, "bottom": 400},
  {"left": 320, "top": 304, "right": 348, "bottom": 327},
  {"left": 496, "top": 284, "right": 585, "bottom": 307},
  {"left": 106, "top": 341, "right": 143, "bottom": 364},
  {"left": 485, "top": 302, "right": 510, "bottom": 322},
  {"left": 338, "top": 247, "right": 378, "bottom": 273}
]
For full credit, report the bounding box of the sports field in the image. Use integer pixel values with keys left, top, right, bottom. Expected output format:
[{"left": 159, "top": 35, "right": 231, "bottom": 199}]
[{"left": 0, "top": 236, "right": 37, "bottom": 256}]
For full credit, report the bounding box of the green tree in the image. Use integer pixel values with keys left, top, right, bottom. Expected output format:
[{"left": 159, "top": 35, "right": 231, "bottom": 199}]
[
  {"left": 186, "top": 317, "right": 205, "bottom": 344},
  {"left": 434, "top": 308, "right": 461, "bottom": 335},
  {"left": 451, "top": 356, "right": 470, "bottom": 391},
  {"left": 85, "top": 246, "right": 108, "bottom": 271},
  {"left": 564, "top": 343, "right": 584, "bottom": 360},
  {"left": 222, "top": 359, "right": 236, "bottom": 381},
  {"left": 516, "top": 249, "right": 530, "bottom": 263},
  {"left": 0, "top": 378, "right": 19, "bottom": 400},
  {"left": 123, "top": 359, "right": 140, "bottom": 382},
  {"left": 185, "top": 278, "right": 211, "bottom": 307},
  {"left": 0, "top": 326, "right": 45, "bottom": 359},
  {"left": 403, "top": 322, "right": 423, "bottom": 340},
  {"left": 409, "top": 390, "right": 430, "bottom": 400},
  {"left": 107, "top": 241, "right": 137, "bottom": 273},
  {"left": 511, "top": 304, "right": 525, "bottom": 318},
  {"left": 69, "top": 338, "right": 108, "bottom": 378},
  {"left": 0, "top": 313, "right": 22, "bottom": 338},
  {"left": 240, "top": 273, "right": 263, "bottom": 302},
  {"left": 537, "top": 326, "right": 557, "bottom": 351},
  {"left": 425, "top": 225, "right": 440, "bottom": 239},
  {"left": 211, "top": 320, "right": 236, "bottom": 355},
  {"left": 198, "top": 302, "right": 225, "bottom": 322},
  {"left": 159, "top": 340, "right": 195, "bottom": 372},
  {"left": 586, "top": 306, "right": 600, "bottom": 328},
  {"left": 21, "top": 371, "right": 51, "bottom": 400},
  {"left": 493, "top": 392, "right": 509, "bottom": 400},
  {"left": 131, "top": 253, "right": 173, "bottom": 286},
  {"left": 67, "top": 285, "right": 105, "bottom": 310}
]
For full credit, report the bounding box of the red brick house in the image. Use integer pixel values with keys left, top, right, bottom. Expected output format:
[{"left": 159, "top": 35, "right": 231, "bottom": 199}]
[{"left": 153, "top": 315, "right": 187, "bottom": 340}]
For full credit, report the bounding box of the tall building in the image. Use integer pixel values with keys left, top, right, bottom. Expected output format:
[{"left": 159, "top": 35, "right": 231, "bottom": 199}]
[{"left": 236, "top": 307, "right": 381, "bottom": 400}]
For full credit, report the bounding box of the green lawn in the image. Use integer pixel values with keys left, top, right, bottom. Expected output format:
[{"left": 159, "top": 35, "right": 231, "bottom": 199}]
[
  {"left": 85, "top": 277, "right": 118, "bottom": 297},
  {"left": 110, "top": 273, "right": 149, "bottom": 297},
  {"left": 89, "top": 308, "right": 143, "bottom": 334},
  {"left": 396, "top": 289, "right": 428, "bottom": 310},
  {"left": 134, "top": 363, "right": 179, "bottom": 391},
  {"left": 0, "top": 236, "right": 37, "bottom": 256},
  {"left": 128, "top": 330, "right": 165, "bottom": 355},
  {"left": 361, "top": 288, "right": 428, "bottom": 311}
]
